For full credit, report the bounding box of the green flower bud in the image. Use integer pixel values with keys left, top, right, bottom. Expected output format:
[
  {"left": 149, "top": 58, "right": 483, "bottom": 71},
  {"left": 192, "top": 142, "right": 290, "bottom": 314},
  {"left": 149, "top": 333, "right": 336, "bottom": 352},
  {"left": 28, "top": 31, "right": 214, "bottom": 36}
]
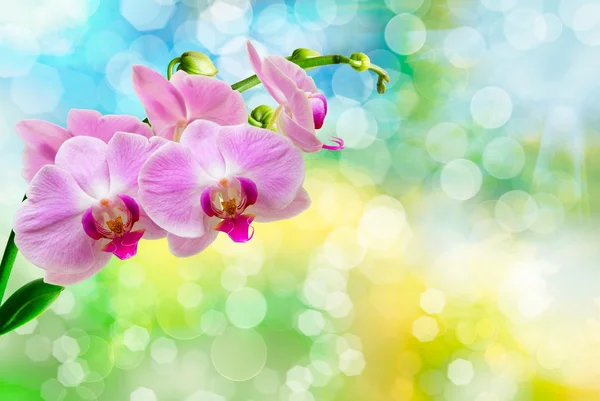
[
  {"left": 176, "top": 51, "right": 218, "bottom": 77},
  {"left": 290, "top": 48, "right": 321, "bottom": 62},
  {"left": 349, "top": 52, "right": 370, "bottom": 72},
  {"left": 249, "top": 105, "right": 275, "bottom": 129}
]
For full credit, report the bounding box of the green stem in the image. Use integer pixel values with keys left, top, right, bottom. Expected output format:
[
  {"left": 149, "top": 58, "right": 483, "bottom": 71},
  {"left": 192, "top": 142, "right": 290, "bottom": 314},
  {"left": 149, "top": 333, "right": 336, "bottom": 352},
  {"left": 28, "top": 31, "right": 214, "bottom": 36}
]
[
  {"left": 0, "top": 230, "right": 17, "bottom": 304},
  {"left": 230, "top": 54, "right": 390, "bottom": 93},
  {"left": 0, "top": 195, "right": 26, "bottom": 303},
  {"left": 167, "top": 57, "right": 181, "bottom": 80}
]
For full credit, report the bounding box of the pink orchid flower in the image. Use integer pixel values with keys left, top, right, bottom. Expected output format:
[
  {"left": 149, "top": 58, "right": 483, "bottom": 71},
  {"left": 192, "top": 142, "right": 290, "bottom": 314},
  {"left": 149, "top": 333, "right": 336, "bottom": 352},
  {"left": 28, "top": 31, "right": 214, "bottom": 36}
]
[
  {"left": 16, "top": 109, "right": 152, "bottom": 183},
  {"left": 138, "top": 119, "right": 310, "bottom": 257},
  {"left": 246, "top": 41, "right": 344, "bottom": 153},
  {"left": 14, "top": 132, "right": 167, "bottom": 285},
  {"left": 131, "top": 65, "right": 248, "bottom": 142}
]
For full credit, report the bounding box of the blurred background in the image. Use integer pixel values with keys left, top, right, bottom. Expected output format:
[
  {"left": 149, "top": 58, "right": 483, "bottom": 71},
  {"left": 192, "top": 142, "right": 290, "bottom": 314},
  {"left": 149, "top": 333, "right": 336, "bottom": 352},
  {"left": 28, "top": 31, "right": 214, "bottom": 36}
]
[{"left": 1, "top": 0, "right": 600, "bottom": 400}]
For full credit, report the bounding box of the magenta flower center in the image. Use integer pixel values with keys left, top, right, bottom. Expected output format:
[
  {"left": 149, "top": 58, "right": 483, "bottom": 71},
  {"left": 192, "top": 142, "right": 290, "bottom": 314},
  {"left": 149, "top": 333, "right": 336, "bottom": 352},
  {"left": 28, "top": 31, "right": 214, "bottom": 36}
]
[
  {"left": 200, "top": 177, "right": 258, "bottom": 243},
  {"left": 82, "top": 194, "right": 145, "bottom": 260}
]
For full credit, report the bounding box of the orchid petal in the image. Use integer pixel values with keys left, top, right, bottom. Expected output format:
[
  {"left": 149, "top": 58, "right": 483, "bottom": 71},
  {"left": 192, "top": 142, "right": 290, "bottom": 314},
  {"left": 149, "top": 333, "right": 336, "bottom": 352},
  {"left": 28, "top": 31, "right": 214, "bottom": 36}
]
[
  {"left": 131, "top": 65, "right": 187, "bottom": 140},
  {"left": 251, "top": 187, "right": 311, "bottom": 222},
  {"left": 216, "top": 124, "right": 305, "bottom": 209},
  {"left": 67, "top": 109, "right": 152, "bottom": 142},
  {"left": 139, "top": 142, "right": 211, "bottom": 238},
  {"left": 179, "top": 120, "right": 225, "bottom": 178},
  {"left": 54, "top": 136, "right": 110, "bottom": 200},
  {"left": 170, "top": 73, "right": 247, "bottom": 126},
  {"left": 167, "top": 216, "right": 219, "bottom": 257},
  {"left": 14, "top": 165, "right": 104, "bottom": 274},
  {"left": 106, "top": 132, "right": 168, "bottom": 196},
  {"left": 277, "top": 111, "right": 323, "bottom": 153},
  {"left": 15, "top": 120, "right": 71, "bottom": 182}
]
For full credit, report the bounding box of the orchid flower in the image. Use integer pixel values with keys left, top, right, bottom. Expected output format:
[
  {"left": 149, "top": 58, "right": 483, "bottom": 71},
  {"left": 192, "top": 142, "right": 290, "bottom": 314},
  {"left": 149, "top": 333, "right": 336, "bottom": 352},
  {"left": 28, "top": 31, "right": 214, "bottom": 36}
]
[
  {"left": 246, "top": 41, "right": 344, "bottom": 153},
  {"left": 16, "top": 109, "right": 152, "bottom": 183},
  {"left": 138, "top": 119, "right": 310, "bottom": 257},
  {"left": 131, "top": 65, "right": 248, "bottom": 142},
  {"left": 13, "top": 133, "right": 167, "bottom": 285}
]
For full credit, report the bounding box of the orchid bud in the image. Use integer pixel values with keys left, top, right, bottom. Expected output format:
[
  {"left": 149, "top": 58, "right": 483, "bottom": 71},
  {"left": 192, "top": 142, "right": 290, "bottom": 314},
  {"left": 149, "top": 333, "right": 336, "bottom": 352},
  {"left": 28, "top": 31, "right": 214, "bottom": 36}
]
[
  {"left": 349, "top": 52, "right": 370, "bottom": 72},
  {"left": 290, "top": 48, "right": 321, "bottom": 62},
  {"left": 249, "top": 105, "right": 275, "bottom": 129},
  {"left": 176, "top": 51, "right": 218, "bottom": 77}
]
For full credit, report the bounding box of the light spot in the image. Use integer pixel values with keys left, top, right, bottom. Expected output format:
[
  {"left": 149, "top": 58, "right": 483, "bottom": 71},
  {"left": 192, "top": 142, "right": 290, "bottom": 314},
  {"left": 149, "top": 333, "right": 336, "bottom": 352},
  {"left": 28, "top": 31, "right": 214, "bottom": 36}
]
[
  {"left": 426, "top": 122, "right": 468, "bottom": 163},
  {"left": 57, "top": 360, "right": 86, "bottom": 387},
  {"left": 420, "top": 289, "right": 446, "bottom": 314},
  {"left": 385, "top": 14, "right": 427, "bottom": 55},
  {"left": 412, "top": 316, "right": 439, "bottom": 342},
  {"left": 225, "top": 287, "right": 267, "bottom": 329},
  {"left": 10, "top": 63, "right": 63, "bottom": 114},
  {"left": 52, "top": 335, "right": 80, "bottom": 363},
  {"left": 482, "top": 137, "right": 525, "bottom": 179},
  {"left": 470, "top": 86, "right": 512, "bottom": 129},
  {"left": 211, "top": 327, "right": 267, "bottom": 381},
  {"left": 123, "top": 326, "right": 150, "bottom": 352},
  {"left": 495, "top": 190, "right": 538, "bottom": 232},
  {"left": 444, "top": 27, "right": 486, "bottom": 68},
  {"left": 286, "top": 365, "right": 313, "bottom": 392},
  {"left": 130, "top": 387, "right": 157, "bottom": 401},
  {"left": 297, "top": 310, "right": 326, "bottom": 337},
  {"left": 150, "top": 337, "right": 178, "bottom": 364},
  {"left": 177, "top": 282, "right": 204, "bottom": 308},
  {"left": 339, "top": 349, "right": 366, "bottom": 376},
  {"left": 447, "top": 359, "right": 474, "bottom": 385},
  {"left": 440, "top": 159, "right": 482, "bottom": 200}
]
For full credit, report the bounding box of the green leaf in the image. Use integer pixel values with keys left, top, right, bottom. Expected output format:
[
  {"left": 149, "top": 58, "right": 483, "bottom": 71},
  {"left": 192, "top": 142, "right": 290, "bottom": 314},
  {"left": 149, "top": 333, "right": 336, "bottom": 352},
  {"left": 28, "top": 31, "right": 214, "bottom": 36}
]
[{"left": 0, "top": 279, "right": 64, "bottom": 335}]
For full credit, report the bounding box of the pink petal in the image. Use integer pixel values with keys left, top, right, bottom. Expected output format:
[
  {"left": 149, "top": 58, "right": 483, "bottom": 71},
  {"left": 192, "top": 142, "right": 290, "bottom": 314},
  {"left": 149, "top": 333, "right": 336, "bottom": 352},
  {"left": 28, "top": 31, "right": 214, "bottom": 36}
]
[
  {"left": 138, "top": 142, "right": 212, "bottom": 238},
  {"left": 14, "top": 165, "right": 103, "bottom": 274},
  {"left": 43, "top": 242, "right": 112, "bottom": 285},
  {"left": 216, "top": 124, "right": 305, "bottom": 209},
  {"left": 251, "top": 187, "right": 311, "bottom": 222},
  {"left": 102, "top": 229, "right": 145, "bottom": 260},
  {"left": 106, "top": 132, "right": 168, "bottom": 196},
  {"left": 277, "top": 111, "right": 323, "bottom": 153},
  {"left": 131, "top": 65, "right": 187, "bottom": 140},
  {"left": 179, "top": 120, "right": 225, "bottom": 178},
  {"left": 15, "top": 119, "right": 72, "bottom": 182},
  {"left": 265, "top": 55, "right": 318, "bottom": 94},
  {"left": 246, "top": 41, "right": 286, "bottom": 104},
  {"left": 170, "top": 73, "right": 247, "bottom": 126},
  {"left": 214, "top": 214, "right": 255, "bottom": 243},
  {"left": 54, "top": 136, "right": 110, "bottom": 200},
  {"left": 67, "top": 109, "right": 152, "bottom": 142},
  {"left": 136, "top": 208, "right": 167, "bottom": 240},
  {"left": 167, "top": 216, "right": 219, "bottom": 257}
]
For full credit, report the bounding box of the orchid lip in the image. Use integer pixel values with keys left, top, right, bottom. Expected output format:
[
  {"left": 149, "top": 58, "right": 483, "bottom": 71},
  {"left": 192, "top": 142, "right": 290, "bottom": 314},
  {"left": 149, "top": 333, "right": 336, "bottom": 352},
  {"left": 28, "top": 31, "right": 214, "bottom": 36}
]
[
  {"left": 200, "top": 176, "right": 258, "bottom": 242},
  {"left": 82, "top": 194, "right": 145, "bottom": 259},
  {"left": 322, "top": 136, "right": 345, "bottom": 151}
]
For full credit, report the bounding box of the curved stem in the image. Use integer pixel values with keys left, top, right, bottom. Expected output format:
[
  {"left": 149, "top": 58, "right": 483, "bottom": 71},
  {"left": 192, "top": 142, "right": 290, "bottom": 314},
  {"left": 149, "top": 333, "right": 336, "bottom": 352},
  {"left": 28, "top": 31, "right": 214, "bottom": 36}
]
[
  {"left": 230, "top": 54, "right": 390, "bottom": 93},
  {"left": 0, "top": 230, "right": 17, "bottom": 304},
  {"left": 0, "top": 195, "right": 26, "bottom": 303},
  {"left": 167, "top": 57, "right": 181, "bottom": 80}
]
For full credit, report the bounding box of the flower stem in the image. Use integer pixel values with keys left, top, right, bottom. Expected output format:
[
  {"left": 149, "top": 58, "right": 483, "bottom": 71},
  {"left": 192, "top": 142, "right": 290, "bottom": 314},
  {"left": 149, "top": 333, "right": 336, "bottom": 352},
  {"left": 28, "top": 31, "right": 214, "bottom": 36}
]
[
  {"left": 0, "top": 195, "right": 26, "bottom": 303},
  {"left": 230, "top": 54, "right": 390, "bottom": 93},
  {"left": 167, "top": 57, "right": 181, "bottom": 80},
  {"left": 0, "top": 230, "right": 17, "bottom": 304}
]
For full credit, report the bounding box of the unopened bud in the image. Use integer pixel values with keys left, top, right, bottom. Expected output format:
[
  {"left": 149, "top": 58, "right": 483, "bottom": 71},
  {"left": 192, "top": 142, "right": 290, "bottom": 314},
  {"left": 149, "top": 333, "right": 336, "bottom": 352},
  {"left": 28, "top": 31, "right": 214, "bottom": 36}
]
[
  {"left": 290, "top": 48, "right": 321, "bottom": 62},
  {"left": 249, "top": 105, "right": 274, "bottom": 129},
  {"left": 349, "top": 53, "right": 370, "bottom": 72},
  {"left": 176, "top": 51, "right": 218, "bottom": 77}
]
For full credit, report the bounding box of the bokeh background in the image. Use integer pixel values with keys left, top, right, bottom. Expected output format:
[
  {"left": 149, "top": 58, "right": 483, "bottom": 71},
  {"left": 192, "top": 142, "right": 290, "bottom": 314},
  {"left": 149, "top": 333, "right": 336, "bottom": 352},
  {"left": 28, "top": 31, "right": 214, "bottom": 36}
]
[{"left": 1, "top": 0, "right": 600, "bottom": 400}]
